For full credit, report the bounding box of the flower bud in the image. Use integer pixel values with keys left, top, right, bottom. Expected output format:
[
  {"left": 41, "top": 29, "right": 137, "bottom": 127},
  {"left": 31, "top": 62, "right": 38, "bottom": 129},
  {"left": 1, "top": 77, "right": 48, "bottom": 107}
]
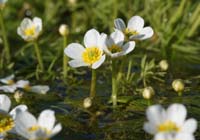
[
  {"left": 159, "top": 60, "right": 169, "bottom": 71},
  {"left": 83, "top": 97, "right": 92, "bottom": 109},
  {"left": 14, "top": 90, "right": 24, "bottom": 103},
  {"left": 142, "top": 86, "right": 155, "bottom": 100},
  {"left": 172, "top": 79, "right": 185, "bottom": 93},
  {"left": 68, "top": 0, "right": 77, "bottom": 5},
  {"left": 59, "top": 24, "right": 69, "bottom": 36}
]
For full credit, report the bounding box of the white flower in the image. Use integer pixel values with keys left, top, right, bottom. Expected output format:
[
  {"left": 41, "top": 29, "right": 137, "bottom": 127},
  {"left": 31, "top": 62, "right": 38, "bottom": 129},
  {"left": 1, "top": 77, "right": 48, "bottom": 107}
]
[
  {"left": 15, "top": 109, "right": 62, "bottom": 140},
  {"left": 64, "top": 29, "right": 106, "bottom": 69},
  {"left": 154, "top": 133, "right": 195, "bottom": 140},
  {"left": 0, "top": 94, "right": 28, "bottom": 137},
  {"left": 0, "top": 74, "right": 15, "bottom": 85},
  {"left": 16, "top": 80, "right": 50, "bottom": 94},
  {"left": 103, "top": 29, "right": 135, "bottom": 58},
  {"left": 143, "top": 104, "right": 197, "bottom": 135},
  {"left": 0, "top": 74, "right": 17, "bottom": 93},
  {"left": 17, "top": 17, "right": 42, "bottom": 41},
  {"left": 114, "top": 15, "right": 154, "bottom": 40}
]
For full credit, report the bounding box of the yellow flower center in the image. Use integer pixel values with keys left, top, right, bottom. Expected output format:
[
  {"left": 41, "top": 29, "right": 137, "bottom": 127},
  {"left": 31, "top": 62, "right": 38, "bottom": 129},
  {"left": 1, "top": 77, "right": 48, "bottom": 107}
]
[
  {"left": 82, "top": 47, "right": 102, "bottom": 65},
  {"left": 124, "top": 28, "right": 139, "bottom": 36},
  {"left": 108, "top": 45, "right": 122, "bottom": 53},
  {"left": 23, "top": 84, "right": 31, "bottom": 91},
  {"left": 24, "top": 25, "right": 36, "bottom": 36},
  {"left": 0, "top": 114, "right": 14, "bottom": 133},
  {"left": 28, "top": 125, "right": 51, "bottom": 135},
  {"left": 157, "top": 121, "right": 180, "bottom": 132},
  {"left": 7, "top": 80, "right": 15, "bottom": 85}
]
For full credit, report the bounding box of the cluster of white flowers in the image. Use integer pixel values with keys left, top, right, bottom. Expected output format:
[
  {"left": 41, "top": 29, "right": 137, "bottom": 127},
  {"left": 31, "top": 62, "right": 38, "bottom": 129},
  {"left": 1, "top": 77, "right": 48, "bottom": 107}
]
[
  {"left": 144, "top": 104, "right": 197, "bottom": 140},
  {"left": 0, "top": 94, "right": 61, "bottom": 140},
  {"left": 0, "top": 74, "right": 49, "bottom": 94},
  {"left": 64, "top": 15, "right": 153, "bottom": 69}
]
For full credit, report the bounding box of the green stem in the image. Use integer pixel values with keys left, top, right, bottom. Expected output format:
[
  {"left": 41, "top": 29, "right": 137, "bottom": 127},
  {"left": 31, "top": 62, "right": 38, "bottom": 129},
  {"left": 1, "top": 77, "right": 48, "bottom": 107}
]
[
  {"left": 178, "top": 92, "right": 182, "bottom": 97},
  {"left": 112, "top": 60, "right": 117, "bottom": 106},
  {"left": 63, "top": 35, "right": 68, "bottom": 79},
  {"left": 126, "top": 59, "right": 133, "bottom": 81},
  {"left": 0, "top": 10, "right": 10, "bottom": 63},
  {"left": 33, "top": 41, "right": 44, "bottom": 72},
  {"left": 90, "top": 69, "right": 96, "bottom": 98}
]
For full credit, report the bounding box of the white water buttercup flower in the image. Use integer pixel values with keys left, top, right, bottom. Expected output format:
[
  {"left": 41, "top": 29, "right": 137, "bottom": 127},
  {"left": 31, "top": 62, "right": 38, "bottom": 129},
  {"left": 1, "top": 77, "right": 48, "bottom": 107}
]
[
  {"left": 143, "top": 104, "right": 197, "bottom": 135},
  {"left": 103, "top": 29, "right": 135, "bottom": 58},
  {"left": 0, "top": 74, "right": 15, "bottom": 85},
  {"left": 154, "top": 133, "right": 195, "bottom": 140},
  {"left": 64, "top": 29, "right": 106, "bottom": 69},
  {"left": 0, "top": 75, "right": 17, "bottom": 93},
  {"left": 16, "top": 80, "right": 50, "bottom": 94},
  {"left": 17, "top": 17, "right": 42, "bottom": 41},
  {"left": 0, "top": 94, "right": 28, "bottom": 137},
  {"left": 15, "top": 109, "right": 62, "bottom": 140},
  {"left": 114, "top": 15, "right": 154, "bottom": 40}
]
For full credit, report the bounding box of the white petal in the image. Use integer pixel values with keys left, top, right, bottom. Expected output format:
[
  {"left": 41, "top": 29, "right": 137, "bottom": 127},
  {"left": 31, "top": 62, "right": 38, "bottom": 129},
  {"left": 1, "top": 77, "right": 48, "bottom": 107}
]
[
  {"left": 100, "top": 33, "right": 107, "bottom": 48},
  {"left": 110, "top": 30, "right": 124, "bottom": 46},
  {"left": 127, "top": 16, "right": 144, "bottom": 32},
  {"left": 121, "top": 41, "right": 135, "bottom": 55},
  {"left": 33, "top": 17, "right": 42, "bottom": 32},
  {"left": 30, "top": 85, "right": 50, "bottom": 94},
  {"left": 16, "top": 80, "right": 30, "bottom": 88},
  {"left": 0, "top": 74, "right": 15, "bottom": 84},
  {"left": 15, "top": 111, "right": 37, "bottom": 139},
  {"left": 0, "top": 85, "right": 17, "bottom": 93},
  {"left": 84, "top": 29, "right": 100, "bottom": 48},
  {"left": 146, "top": 105, "right": 166, "bottom": 125},
  {"left": 49, "top": 123, "right": 62, "bottom": 138},
  {"left": 20, "top": 18, "right": 32, "bottom": 30},
  {"left": 143, "top": 122, "right": 157, "bottom": 135},
  {"left": 176, "top": 133, "right": 195, "bottom": 140},
  {"left": 182, "top": 118, "right": 197, "bottom": 133},
  {"left": 38, "top": 110, "right": 56, "bottom": 131},
  {"left": 154, "top": 133, "right": 171, "bottom": 140},
  {"left": 68, "top": 59, "right": 88, "bottom": 68},
  {"left": 64, "top": 43, "right": 85, "bottom": 60},
  {"left": 166, "top": 104, "right": 187, "bottom": 126},
  {"left": 114, "top": 18, "right": 126, "bottom": 31},
  {"left": 92, "top": 55, "right": 105, "bottom": 69},
  {"left": 0, "top": 94, "right": 11, "bottom": 112},
  {"left": 9, "top": 105, "right": 28, "bottom": 119},
  {"left": 139, "top": 27, "right": 154, "bottom": 40}
]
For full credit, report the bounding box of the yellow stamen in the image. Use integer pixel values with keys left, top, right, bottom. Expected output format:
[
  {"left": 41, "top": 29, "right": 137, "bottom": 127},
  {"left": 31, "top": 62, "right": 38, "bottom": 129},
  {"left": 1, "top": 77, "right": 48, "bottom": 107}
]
[
  {"left": 108, "top": 45, "right": 122, "bottom": 53},
  {"left": 28, "top": 125, "right": 51, "bottom": 135},
  {"left": 24, "top": 84, "right": 31, "bottom": 91},
  {"left": 24, "top": 25, "right": 36, "bottom": 36},
  {"left": 124, "top": 28, "right": 139, "bottom": 36},
  {"left": 82, "top": 47, "right": 102, "bottom": 65},
  {"left": 0, "top": 114, "right": 14, "bottom": 133},
  {"left": 7, "top": 80, "right": 15, "bottom": 85},
  {"left": 157, "top": 121, "right": 180, "bottom": 132}
]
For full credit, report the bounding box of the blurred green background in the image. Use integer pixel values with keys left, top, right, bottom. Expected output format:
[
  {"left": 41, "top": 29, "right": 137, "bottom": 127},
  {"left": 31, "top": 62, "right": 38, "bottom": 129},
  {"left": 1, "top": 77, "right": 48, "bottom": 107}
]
[{"left": 0, "top": 0, "right": 200, "bottom": 140}]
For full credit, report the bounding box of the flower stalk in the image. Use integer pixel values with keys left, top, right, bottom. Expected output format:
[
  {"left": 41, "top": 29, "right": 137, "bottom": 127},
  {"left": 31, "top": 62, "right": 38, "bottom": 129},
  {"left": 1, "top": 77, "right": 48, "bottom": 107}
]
[
  {"left": 0, "top": 10, "right": 10, "bottom": 63},
  {"left": 33, "top": 41, "right": 44, "bottom": 72},
  {"left": 63, "top": 35, "right": 68, "bottom": 79},
  {"left": 90, "top": 69, "right": 96, "bottom": 98},
  {"left": 112, "top": 59, "right": 118, "bottom": 106}
]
